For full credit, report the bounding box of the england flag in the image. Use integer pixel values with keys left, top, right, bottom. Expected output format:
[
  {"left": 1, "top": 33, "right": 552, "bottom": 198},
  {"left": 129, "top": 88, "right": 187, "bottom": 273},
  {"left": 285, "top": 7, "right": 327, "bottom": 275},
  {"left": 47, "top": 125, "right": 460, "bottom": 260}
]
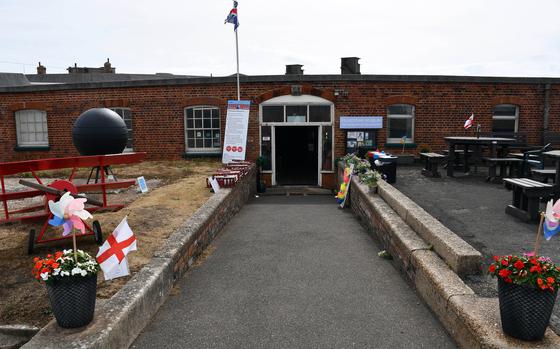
[
  {"left": 464, "top": 114, "right": 474, "bottom": 129},
  {"left": 96, "top": 216, "right": 137, "bottom": 280}
]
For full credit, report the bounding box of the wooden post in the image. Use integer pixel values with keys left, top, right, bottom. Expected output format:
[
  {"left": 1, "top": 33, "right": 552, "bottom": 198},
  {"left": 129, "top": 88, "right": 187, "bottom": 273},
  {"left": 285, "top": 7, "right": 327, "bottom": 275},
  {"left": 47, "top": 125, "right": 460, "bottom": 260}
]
[{"left": 534, "top": 212, "right": 545, "bottom": 256}]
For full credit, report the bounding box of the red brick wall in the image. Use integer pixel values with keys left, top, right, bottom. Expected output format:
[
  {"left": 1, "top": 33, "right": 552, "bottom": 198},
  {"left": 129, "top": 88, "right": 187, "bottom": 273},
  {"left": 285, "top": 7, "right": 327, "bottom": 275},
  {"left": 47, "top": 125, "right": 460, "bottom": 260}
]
[{"left": 0, "top": 80, "right": 556, "bottom": 167}]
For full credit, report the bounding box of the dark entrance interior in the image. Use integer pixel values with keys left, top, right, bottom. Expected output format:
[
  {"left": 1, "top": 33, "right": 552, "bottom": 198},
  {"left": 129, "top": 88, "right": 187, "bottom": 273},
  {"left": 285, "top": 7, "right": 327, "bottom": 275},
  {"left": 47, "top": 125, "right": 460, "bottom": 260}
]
[{"left": 275, "top": 126, "right": 318, "bottom": 185}]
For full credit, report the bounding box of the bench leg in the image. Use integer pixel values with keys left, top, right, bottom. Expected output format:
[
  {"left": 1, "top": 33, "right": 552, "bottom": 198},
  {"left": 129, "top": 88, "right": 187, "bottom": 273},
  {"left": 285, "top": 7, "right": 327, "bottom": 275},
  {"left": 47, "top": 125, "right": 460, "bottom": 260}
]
[
  {"left": 432, "top": 161, "right": 441, "bottom": 178},
  {"left": 512, "top": 187, "right": 522, "bottom": 208},
  {"left": 487, "top": 164, "right": 497, "bottom": 182},
  {"left": 527, "top": 197, "right": 540, "bottom": 221}
]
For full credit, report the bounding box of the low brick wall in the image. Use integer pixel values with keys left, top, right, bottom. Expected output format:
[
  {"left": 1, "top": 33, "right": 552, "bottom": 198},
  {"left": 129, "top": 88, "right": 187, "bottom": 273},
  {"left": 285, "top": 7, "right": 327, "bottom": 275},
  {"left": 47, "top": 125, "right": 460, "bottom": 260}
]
[{"left": 22, "top": 166, "right": 256, "bottom": 349}]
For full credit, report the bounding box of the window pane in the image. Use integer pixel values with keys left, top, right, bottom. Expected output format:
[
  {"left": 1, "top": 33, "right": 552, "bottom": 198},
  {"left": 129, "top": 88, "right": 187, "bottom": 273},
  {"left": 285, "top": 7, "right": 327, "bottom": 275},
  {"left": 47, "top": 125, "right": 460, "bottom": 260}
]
[
  {"left": 212, "top": 118, "right": 220, "bottom": 128},
  {"left": 322, "top": 126, "right": 333, "bottom": 171},
  {"left": 188, "top": 139, "right": 195, "bottom": 148},
  {"left": 203, "top": 118, "right": 211, "bottom": 128},
  {"left": 262, "top": 106, "right": 284, "bottom": 122},
  {"left": 186, "top": 119, "right": 194, "bottom": 128},
  {"left": 195, "top": 139, "right": 203, "bottom": 148},
  {"left": 195, "top": 119, "right": 202, "bottom": 128},
  {"left": 493, "top": 105, "right": 517, "bottom": 116},
  {"left": 204, "top": 131, "right": 212, "bottom": 139},
  {"left": 186, "top": 108, "right": 194, "bottom": 119},
  {"left": 194, "top": 109, "right": 202, "bottom": 118},
  {"left": 388, "top": 105, "right": 414, "bottom": 115},
  {"left": 213, "top": 139, "right": 221, "bottom": 147},
  {"left": 310, "top": 105, "right": 331, "bottom": 122},
  {"left": 204, "top": 139, "right": 212, "bottom": 148},
  {"left": 388, "top": 117, "right": 413, "bottom": 139},
  {"left": 492, "top": 119, "right": 516, "bottom": 133},
  {"left": 286, "top": 105, "right": 307, "bottom": 121},
  {"left": 213, "top": 130, "right": 220, "bottom": 139},
  {"left": 203, "top": 109, "right": 211, "bottom": 119},
  {"left": 260, "top": 126, "right": 272, "bottom": 170}
]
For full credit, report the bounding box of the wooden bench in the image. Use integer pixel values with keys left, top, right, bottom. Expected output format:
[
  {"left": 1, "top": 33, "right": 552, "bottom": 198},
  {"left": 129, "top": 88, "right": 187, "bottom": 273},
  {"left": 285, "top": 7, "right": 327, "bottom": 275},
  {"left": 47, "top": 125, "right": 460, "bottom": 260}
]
[
  {"left": 483, "top": 157, "right": 523, "bottom": 182},
  {"left": 503, "top": 178, "right": 554, "bottom": 222},
  {"left": 531, "top": 169, "right": 556, "bottom": 183},
  {"left": 441, "top": 149, "right": 473, "bottom": 170},
  {"left": 420, "top": 152, "right": 446, "bottom": 177}
]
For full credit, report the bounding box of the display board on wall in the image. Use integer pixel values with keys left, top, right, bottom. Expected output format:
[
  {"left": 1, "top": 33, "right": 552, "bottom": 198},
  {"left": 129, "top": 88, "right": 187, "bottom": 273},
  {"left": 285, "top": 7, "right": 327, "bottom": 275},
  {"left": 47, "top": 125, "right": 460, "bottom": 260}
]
[
  {"left": 222, "top": 100, "right": 251, "bottom": 164},
  {"left": 340, "top": 116, "right": 383, "bottom": 129}
]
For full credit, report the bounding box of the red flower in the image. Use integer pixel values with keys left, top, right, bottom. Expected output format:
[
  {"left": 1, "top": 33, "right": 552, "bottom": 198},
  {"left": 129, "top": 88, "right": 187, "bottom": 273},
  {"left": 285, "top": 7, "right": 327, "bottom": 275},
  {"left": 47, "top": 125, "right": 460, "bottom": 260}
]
[
  {"left": 55, "top": 251, "right": 63, "bottom": 260},
  {"left": 52, "top": 263, "right": 59, "bottom": 269},
  {"left": 514, "top": 260, "right": 525, "bottom": 269},
  {"left": 530, "top": 265, "right": 542, "bottom": 274},
  {"left": 499, "top": 269, "right": 512, "bottom": 278},
  {"left": 530, "top": 258, "right": 539, "bottom": 266},
  {"left": 488, "top": 265, "right": 497, "bottom": 273},
  {"left": 501, "top": 259, "right": 509, "bottom": 266},
  {"left": 493, "top": 256, "right": 500, "bottom": 262},
  {"left": 504, "top": 277, "right": 513, "bottom": 283},
  {"left": 547, "top": 277, "right": 555, "bottom": 285}
]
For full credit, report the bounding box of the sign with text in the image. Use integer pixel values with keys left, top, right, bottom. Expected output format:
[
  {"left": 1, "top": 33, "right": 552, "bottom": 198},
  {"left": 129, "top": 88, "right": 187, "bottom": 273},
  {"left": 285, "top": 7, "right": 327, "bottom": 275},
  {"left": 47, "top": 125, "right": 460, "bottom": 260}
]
[
  {"left": 340, "top": 116, "right": 383, "bottom": 129},
  {"left": 222, "top": 100, "right": 251, "bottom": 164}
]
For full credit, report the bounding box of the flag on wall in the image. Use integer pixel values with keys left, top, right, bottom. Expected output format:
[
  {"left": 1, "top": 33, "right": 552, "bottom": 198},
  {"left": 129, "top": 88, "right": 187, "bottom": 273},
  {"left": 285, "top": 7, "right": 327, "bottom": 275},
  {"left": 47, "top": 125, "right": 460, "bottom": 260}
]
[
  {"left": 464, "top": 113, "right": 474, "bottom": 129},
  {"left": 225, "top": 1, "right": 239, "bottom": 31}
]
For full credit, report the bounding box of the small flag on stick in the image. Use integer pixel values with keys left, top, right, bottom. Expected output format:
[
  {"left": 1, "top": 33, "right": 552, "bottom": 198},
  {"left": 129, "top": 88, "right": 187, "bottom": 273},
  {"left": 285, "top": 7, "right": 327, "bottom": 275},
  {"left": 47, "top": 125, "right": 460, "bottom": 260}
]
[
  {"left": 96, "top": 216, "right": 137, "bottom": 280},
  {"left": 225, "top": 1, "right": 239, "bottom": 31},
  {"left": 464, "top": 113, "right": 474, "bottom": 129}
]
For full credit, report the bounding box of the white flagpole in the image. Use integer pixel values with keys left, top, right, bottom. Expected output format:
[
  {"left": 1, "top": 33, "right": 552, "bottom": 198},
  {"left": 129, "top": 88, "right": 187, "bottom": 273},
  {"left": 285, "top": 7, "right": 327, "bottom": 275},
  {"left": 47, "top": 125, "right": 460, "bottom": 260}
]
[{"left": 235, "top": 28, "right": 240, "bottom": 101}]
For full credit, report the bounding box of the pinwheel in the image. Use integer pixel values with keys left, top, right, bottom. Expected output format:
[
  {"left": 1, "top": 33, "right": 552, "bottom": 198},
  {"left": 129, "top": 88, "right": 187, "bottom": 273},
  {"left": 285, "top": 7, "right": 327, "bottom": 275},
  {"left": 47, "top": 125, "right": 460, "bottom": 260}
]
[
  {"left": 48, "top": 192, "right": 93, "bottom": 236},
  {"left": 544, "top": 199, "right": 560, "bottom": 241}
]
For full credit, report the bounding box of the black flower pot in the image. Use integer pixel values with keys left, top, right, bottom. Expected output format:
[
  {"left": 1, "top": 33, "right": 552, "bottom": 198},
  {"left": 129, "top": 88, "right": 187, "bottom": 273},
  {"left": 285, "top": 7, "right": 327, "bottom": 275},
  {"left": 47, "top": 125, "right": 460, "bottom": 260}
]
[
  {"left": 498, "top": 278, "right": 558, "bottom": 341},
  {"left": 46, "top": 275, "right": 97, "bottom": 328}
]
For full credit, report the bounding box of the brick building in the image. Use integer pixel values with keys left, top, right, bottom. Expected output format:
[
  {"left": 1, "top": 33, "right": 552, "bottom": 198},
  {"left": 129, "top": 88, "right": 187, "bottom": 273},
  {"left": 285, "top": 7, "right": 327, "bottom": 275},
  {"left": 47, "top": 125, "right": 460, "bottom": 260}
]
[{"left": 1, "top": 58, "right": 559, "bottom": 188}]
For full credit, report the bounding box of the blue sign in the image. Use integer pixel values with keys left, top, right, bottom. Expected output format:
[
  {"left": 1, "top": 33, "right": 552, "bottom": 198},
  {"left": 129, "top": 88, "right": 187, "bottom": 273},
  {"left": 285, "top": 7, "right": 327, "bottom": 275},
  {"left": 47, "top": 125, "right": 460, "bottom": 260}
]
[{"left": 340, "top": 116, "right": 383, "bottom": 129}]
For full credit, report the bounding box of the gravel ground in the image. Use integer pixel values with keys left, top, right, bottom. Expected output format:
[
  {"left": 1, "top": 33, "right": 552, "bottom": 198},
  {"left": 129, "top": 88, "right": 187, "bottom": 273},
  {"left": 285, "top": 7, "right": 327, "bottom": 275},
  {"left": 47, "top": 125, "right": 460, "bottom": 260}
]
[{"left": 393, "top": 164, "right": 560, "bottom": 330}]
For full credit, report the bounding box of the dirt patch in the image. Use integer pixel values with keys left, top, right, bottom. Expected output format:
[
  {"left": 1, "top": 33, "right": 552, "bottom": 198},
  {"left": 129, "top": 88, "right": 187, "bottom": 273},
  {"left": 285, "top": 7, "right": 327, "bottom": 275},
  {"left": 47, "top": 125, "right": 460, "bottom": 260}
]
[{"left": 0, "top": 158, "right": 221, "bottom": 327}]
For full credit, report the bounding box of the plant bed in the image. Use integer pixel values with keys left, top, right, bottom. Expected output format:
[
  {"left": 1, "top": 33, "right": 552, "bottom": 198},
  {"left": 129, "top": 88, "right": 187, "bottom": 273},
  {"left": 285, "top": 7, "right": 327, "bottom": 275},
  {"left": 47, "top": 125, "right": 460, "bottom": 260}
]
[{"left": 0, "top": 159, "right": 221, "bottom": 328}]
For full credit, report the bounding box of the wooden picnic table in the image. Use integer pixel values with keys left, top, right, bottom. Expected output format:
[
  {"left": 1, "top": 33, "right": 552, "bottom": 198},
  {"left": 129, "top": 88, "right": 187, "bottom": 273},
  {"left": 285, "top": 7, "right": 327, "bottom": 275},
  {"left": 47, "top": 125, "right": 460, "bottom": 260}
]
[
  {"left": 444, "top": 136, "right": 517, "bottom": 177},
  {"left": 543, "top": 150, "right": 560, "bottom": 185}
]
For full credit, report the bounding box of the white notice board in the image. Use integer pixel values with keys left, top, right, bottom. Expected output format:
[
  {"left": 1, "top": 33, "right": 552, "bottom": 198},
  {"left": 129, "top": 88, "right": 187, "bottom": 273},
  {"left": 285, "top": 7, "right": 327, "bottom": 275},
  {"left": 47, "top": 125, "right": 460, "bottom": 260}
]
[
  {"left": 340, "top": 116, "right": 383, "bottom": 129},
  {"left": 222, "top": 100, "right": 251, "bottom": 164}
]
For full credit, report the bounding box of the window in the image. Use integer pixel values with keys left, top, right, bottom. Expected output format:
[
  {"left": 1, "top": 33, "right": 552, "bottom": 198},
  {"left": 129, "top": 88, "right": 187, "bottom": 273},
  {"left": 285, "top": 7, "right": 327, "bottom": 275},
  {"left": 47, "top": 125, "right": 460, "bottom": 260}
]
[
  {"left": 15, "top": 109, "right": 49, "bottom": 147},
  {"left": 260, "top": 96, "right": 332, "bottom": 124},
  {"left": 387, "top": 104, "right": 414, "bottom": 143},
  {"left": 110, "top": 108, "right": 133, "bottom": 151},
  {"left": 492, "top": 105, "right": 518, "bottom": 134},
  {"left": 185, "top": 106, "right": 221, "bottom": 153}
]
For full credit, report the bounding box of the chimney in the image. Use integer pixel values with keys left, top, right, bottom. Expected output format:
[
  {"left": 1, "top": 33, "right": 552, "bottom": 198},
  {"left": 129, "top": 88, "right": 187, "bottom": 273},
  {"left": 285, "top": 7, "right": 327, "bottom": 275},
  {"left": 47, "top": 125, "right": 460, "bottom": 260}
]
[
  {"left": 341, "top": 57, "right": 360, "bottom": 75},
  {"left": 285, "top": 64, "right": 304, "bottom": 75},
  {"left": 104, "top": 58, "right": 112, "bottom": 73},
  {"left": 37, "top": 62, "right": 46, "bottom": 75}
]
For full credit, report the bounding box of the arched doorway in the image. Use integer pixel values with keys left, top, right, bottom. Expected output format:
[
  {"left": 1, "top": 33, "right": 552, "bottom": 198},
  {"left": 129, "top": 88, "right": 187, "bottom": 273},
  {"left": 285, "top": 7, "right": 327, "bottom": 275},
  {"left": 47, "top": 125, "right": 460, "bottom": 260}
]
[{"left": 259, "top": 95, "right": 334, "bottom": 186}]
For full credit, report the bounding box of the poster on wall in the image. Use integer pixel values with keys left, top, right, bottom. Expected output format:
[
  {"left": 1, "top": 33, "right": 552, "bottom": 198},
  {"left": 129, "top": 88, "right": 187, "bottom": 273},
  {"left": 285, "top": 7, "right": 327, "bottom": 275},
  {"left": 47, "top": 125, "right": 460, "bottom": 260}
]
[{"left": 222, "top": 100, "right": 251, "bottom": 164}]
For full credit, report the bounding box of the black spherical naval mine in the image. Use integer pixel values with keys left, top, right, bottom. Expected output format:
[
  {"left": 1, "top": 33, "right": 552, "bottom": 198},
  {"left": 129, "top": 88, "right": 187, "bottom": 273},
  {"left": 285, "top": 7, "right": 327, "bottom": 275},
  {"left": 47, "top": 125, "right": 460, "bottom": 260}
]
[{"left": 72, "top": 108, "right": 128, "bottom": 155}]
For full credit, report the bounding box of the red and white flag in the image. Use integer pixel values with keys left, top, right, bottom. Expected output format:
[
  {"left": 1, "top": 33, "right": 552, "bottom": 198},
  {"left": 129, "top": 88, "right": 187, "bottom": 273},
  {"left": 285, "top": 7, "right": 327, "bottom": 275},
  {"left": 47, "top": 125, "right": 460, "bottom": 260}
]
[
  {"left": 96, "top": 216, "right": 137, "bottom": 279},
  {"left": 464, "top": 113, "right": 474, "bottom": 129}
]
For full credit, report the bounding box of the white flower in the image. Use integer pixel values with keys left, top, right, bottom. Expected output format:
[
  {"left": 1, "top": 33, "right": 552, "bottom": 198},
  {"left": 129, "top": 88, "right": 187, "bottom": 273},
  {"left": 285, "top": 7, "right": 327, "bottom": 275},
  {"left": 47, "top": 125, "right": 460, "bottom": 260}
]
[
  {"left": 53, "top": 268, "right": 61, "bottom": 276},
  {"left": 71, "top": 267, "right": 83, "bottom": 276},
  {"left": 80, "top": 270, "right": 87, "bottom": 276},
  {"left": 61, "top": 271, "right": 70, "bottom": 277},
  {"left": 40, "top": 272, "right": 49, "bottom": 281},
  {"left": 63, "top": 249, "right": 72, "bottom": 255}
]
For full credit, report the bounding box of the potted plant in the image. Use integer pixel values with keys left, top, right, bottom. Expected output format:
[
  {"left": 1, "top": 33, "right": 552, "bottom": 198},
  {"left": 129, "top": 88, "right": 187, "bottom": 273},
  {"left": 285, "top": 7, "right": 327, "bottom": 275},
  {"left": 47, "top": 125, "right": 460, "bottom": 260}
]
[
  {"left": 358, "top": 169, "right": 382, "bottom": 194},
  {"left": 488, "top": 254, "right": 559, "bottom": 340},
  {"left": 32, "top": 249, "right": 100, "bottom": 328}
]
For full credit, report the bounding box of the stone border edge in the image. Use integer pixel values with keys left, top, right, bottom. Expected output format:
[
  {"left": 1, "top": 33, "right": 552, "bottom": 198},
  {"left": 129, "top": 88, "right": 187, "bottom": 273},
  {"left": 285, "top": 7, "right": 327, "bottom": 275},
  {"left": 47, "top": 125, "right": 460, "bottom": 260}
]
[
  {"left": 348, "top": 177, "right": 560, "bottom": 348},
  {"left": 22, "top": 166, "right": 256, "bottom": 349}
]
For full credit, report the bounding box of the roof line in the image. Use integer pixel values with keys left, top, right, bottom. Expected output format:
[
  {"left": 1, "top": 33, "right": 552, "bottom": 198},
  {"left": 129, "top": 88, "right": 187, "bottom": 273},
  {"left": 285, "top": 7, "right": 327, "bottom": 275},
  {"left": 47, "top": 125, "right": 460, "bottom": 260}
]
[{"left": 0, "top": 74, "right": 559, "bottom": 93}]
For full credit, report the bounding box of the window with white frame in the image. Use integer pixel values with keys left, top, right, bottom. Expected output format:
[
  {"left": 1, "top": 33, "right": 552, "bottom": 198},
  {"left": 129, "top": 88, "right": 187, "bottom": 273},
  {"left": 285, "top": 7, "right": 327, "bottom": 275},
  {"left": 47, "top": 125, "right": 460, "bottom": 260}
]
[
  {"left": 15, "top": 109, "right": 49, "bottom": 147},
  {"left": 110, "top": 108, "right": 133, "bottom": 151},
  {"left": 184, "top": 106, "right": 221, "bottom": 153},
  {"left": 387, "top": 104, "right": 414, "bottom": 143},
  {"left": 492, "top": 104, "right": 518, "bottom": 134}
]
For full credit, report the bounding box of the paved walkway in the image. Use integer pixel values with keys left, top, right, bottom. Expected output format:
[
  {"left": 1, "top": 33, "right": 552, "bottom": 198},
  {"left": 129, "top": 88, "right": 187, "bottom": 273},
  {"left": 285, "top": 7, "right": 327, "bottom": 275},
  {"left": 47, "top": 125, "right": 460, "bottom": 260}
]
[{"left": 132, "top": 195, "right": 455, "bottom": 348}]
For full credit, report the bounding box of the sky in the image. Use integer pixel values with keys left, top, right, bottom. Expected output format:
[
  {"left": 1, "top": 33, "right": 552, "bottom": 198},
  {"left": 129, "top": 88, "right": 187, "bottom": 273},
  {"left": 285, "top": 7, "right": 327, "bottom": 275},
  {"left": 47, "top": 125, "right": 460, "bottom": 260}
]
[{"left": 1, "top": 0, "right": 559, "bottom": 77}]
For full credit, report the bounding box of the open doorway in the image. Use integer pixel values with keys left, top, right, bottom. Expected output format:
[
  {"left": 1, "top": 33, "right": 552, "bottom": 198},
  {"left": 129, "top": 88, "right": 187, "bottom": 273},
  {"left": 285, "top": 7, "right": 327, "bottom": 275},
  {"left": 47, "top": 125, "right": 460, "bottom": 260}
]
[{"left": 275, "top": 126, "right": 318, "bottom": 185}]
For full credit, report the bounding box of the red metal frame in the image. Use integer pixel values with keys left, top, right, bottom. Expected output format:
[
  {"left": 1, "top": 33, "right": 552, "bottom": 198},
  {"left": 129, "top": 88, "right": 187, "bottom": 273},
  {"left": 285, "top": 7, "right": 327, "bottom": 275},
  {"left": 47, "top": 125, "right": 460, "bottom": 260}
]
[{"left": 0, "top": 153, "right": 146, "bottom": 245}]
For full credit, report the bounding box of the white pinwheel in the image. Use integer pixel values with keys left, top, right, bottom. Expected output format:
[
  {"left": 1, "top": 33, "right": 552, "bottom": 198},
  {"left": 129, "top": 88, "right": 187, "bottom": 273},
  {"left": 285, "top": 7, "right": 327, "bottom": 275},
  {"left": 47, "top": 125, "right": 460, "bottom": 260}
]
[{"left": 48, "top": 192, "right": 92, "bottom": 236}]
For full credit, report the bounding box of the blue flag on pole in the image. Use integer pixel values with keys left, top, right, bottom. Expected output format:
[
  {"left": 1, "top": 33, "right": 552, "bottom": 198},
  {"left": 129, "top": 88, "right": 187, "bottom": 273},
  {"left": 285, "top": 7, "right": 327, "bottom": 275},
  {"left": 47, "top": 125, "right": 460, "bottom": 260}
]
[{"left": 225, "top": 1, "right": 239, "bottom": 31}]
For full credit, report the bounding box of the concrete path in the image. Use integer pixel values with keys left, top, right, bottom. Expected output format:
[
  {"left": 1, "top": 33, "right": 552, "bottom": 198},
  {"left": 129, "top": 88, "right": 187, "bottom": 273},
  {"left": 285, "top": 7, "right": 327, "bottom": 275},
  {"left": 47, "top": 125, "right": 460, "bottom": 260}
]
[{"left": 132, "top": 195, "right": 455, "bottom": 348}]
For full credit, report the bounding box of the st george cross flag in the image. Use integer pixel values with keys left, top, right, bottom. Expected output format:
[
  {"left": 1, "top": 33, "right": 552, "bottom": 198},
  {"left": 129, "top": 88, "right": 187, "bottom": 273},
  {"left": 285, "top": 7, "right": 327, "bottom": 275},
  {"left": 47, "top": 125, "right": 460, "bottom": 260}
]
[
  {"left": 225, "top": 1, "right": 239, "bottom": 31},
  {"left": 96, "top": 216, "right": 137, "bottom": 280},
  {"left": 544, "top": 199, "right": 560, "bottom": 241},
  {"left": 464, "top": 114, "right": 474, "bottom": 129}
]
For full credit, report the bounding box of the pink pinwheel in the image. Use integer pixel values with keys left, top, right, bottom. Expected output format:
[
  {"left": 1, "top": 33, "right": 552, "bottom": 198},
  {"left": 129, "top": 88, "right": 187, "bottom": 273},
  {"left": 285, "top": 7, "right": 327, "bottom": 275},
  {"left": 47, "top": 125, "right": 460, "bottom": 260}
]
[{"left": 48, "top": 192, "right": 92, "bottom": 236}]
